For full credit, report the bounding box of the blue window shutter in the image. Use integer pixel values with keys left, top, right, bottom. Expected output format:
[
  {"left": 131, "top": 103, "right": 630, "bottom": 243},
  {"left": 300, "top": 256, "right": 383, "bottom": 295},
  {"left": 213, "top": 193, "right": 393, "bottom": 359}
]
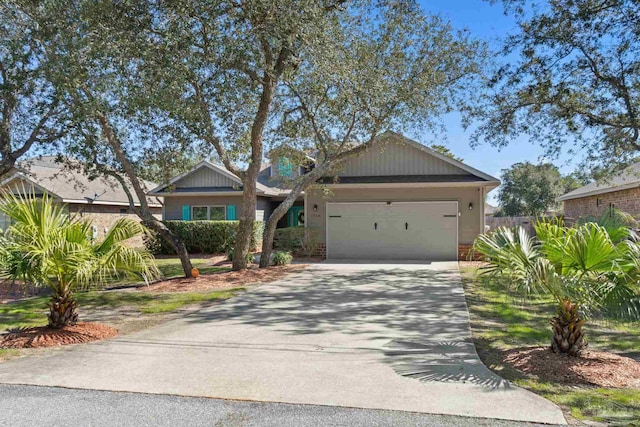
[
  {"left": 227, "top": 205, "right": 236, "bottom": 220},
  {"left": 182, "top": 205, "right": 191, "bottom": 221}
]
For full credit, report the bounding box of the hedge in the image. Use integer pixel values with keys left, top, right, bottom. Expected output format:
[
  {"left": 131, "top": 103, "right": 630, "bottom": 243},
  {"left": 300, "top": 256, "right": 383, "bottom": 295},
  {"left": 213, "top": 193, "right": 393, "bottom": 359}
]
[
  {"left": 144, "top": 220, "right": 264, "bottom": 255},
  {"left": 274, "top": 226, "right": 321, "bottom": 257}
]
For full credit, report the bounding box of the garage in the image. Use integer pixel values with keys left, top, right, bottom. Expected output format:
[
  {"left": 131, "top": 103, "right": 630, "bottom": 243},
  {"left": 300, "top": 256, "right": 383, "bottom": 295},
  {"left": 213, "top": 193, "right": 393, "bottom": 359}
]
[{"left": 326, "top": 201, "right": 458, "bottom": 260}]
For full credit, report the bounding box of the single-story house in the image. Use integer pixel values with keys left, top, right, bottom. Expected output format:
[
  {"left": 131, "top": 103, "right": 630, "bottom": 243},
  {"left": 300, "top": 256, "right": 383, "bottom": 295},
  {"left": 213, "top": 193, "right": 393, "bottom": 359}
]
[
  {"left": 149, "top": 131, "right": 500, "bottom": 260},
  {"left": 0, "top": 157, "right": 162, "bottom": 245},
  {"left": 558, "top": 162, "right": 640, "bottom": 220}
]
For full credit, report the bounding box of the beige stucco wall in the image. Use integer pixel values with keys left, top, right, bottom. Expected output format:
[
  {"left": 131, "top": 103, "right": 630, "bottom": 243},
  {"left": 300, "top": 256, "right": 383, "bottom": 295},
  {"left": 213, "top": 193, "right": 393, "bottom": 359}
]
[{"left": 306, "top": 186, "right": 485, "bottom": 245}]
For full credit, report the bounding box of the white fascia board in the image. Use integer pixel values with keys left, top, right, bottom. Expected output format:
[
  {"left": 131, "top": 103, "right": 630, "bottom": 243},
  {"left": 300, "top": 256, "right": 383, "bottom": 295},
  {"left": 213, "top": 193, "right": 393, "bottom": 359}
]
[
  {"left": 150, "top": 191, "right": 245, "bottom": 197},
  {"left": 319, "top": 181, "right": 496, "bottom": 189},
  {"left": 62, "top": 198, "right": 162, "bottom": 208},
  {"left": 0, "top": 172, "right": 63, "bottom": 199}
]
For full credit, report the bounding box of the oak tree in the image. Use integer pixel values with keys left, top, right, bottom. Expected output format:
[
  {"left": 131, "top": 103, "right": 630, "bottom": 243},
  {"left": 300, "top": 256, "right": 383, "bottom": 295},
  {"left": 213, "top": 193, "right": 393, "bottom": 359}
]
[
  {"left": 258, "top": 3, "right": 486, "bottom": 265},
  {"left": 478, "top": 0, "right": 640, "bottom": 175},
  {"left": 0, "top": 4, "right": 68, "bottom": 177}
]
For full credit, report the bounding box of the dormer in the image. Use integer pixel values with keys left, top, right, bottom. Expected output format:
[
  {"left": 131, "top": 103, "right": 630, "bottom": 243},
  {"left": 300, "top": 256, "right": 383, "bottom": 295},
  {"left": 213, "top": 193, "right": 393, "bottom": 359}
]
[{"left": 268, "top": 148, "right": 315, "bottom": 180}]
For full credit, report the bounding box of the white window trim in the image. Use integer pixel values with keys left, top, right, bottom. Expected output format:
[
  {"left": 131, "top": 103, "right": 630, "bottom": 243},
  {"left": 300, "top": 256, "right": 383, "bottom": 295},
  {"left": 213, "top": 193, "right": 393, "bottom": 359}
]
[{"left": 191, "top": 205, "right": 227, "bottom": 221}]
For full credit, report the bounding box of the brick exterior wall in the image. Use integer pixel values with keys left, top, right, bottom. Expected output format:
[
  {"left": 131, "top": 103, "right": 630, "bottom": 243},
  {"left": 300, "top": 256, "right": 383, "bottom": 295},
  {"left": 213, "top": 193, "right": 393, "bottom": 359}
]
[
  {"left": 68, "top": 204, "right": 162, "bottom": 247},
  {"left": 458, "top": 243, "right": 483, "bottom": 261},
  {"left": 315, "top": 243, "right": 326, "bottom": 258},
  {"left": 563, "top": 187, "right": 640, "bottom": 221}
]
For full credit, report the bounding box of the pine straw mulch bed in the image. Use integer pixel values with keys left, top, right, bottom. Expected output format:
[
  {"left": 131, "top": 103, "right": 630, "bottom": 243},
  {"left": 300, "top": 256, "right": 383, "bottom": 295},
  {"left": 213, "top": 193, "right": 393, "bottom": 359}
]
[
  {"left": 0, "top": 322, "right": 118, "bottom": 349},
  {"left": 502, "top": 346, "right": 640, "bottom": 388},
  {"left": 139, "top": 264, "right": 308, "bottom": 293}
]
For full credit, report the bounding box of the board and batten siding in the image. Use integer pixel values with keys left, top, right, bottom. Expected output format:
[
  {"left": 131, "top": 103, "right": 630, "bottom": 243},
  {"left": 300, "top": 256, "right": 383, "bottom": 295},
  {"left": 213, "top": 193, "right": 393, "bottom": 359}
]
[
  {"left": 336, "top": 142, "right": 467, "bottom": 177},
  {"left": 306, "top": 186, "right": 484, "bottom": 245},
  {"left": 173, "top": 166, "right": 239, "bottom": 188},
  {"left": 163, "top": 195, "right": 271, "bottom": 221}
]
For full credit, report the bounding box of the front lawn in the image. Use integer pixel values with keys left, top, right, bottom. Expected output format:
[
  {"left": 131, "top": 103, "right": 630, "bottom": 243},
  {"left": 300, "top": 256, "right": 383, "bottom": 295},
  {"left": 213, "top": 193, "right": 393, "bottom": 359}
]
[
  {"left": 154, "top": 256, "right": 229, "bottom": 280},
  {"left": 109, "top": 256, "right": 230, "bottom": 288},
  {"left": 461, "top": 263, "right": 640, "bottom": 425},
  {"left": 0, "top": 287, "right": 243, "bottom": 332}
]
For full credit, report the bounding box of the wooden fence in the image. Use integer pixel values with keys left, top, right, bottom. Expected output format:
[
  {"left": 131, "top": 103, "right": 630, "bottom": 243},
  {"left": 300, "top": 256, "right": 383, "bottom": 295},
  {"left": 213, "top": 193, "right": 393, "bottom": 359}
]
[{"left": 485, "top": 216, "right": 537, "bottom": 235}]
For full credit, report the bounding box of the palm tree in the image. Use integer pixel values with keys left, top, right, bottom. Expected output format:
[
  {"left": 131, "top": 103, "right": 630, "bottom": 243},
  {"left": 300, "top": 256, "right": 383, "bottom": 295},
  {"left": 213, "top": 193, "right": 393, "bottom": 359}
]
[
  {"left": 0, "top": 191, "right": 160, "bottom": 328},
  {"left": 473, "top": 220, "right": 640, "bottom": 356}
]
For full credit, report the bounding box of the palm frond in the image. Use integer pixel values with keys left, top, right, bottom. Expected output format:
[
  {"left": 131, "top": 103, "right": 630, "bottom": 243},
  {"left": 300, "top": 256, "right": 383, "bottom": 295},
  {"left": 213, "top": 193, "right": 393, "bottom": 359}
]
[{"left": 0, "top": 191, "right": 159, "bottom": 292}]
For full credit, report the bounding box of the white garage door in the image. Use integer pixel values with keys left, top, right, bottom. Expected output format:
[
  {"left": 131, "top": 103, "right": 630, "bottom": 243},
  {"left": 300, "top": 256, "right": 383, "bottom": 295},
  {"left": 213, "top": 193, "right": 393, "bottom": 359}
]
[{"left": 327, "top": 201, "right": 458, "bottom": 260}]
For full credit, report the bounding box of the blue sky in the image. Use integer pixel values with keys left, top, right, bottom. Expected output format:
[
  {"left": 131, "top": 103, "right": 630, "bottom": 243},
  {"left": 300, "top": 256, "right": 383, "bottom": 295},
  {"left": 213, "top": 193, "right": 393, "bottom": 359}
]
[{"left": 414, "top": 0, "right": 579, "bottom": 203}]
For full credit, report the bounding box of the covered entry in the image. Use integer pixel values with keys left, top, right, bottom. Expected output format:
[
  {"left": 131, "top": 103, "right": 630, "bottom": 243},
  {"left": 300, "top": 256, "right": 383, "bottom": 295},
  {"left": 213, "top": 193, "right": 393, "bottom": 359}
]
[{"left": 326, "top": 201, "right": 458, "bottom": 260}]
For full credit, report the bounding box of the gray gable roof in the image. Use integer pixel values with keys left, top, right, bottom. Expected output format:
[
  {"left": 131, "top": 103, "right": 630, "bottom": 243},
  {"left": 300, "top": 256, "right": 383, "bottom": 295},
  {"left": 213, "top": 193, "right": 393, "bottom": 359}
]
[
  {"left": 1, "top": 157, "right": 161, "bottom": 207},
  {"left": 149, "top": 131, "right": 500, "bottom": 197},
  {"left": 557, "top": 162, "right": 640, "bottom": 201},
  {"left": 148, "top": 160, "right": 279, "bottom": 195}
]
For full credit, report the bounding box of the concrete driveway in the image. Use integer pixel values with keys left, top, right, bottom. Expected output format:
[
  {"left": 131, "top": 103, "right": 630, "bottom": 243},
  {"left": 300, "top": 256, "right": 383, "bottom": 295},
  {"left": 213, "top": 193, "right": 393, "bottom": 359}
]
[{"left": 0, "top": 262, "right": 565, "bottom": 424}]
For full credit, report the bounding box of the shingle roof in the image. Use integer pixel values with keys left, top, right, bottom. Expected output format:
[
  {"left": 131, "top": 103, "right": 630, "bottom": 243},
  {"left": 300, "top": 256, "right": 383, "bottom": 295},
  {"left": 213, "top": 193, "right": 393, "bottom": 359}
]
[
  {"left": 149, "top": 160, "right": 289, "bottom": 196},
  {"left": 1, "top": 157, "right": 161, "bottom": 207},
  {"left": 557, "top": 162, "right": 640, "bottom": 202}
]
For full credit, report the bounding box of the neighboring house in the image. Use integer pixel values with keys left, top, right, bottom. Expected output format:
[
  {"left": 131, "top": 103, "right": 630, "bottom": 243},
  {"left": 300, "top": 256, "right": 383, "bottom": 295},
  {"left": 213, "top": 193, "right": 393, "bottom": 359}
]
[
  {"left": 150, "top": 131, "right": 500, "bottom": 261},
  {"left": 0, "top": 157, "right": 162, "bottom": 245},
  {"left": 485, "top": 203, "right": 499, "bottom": 216},
  {"left": 558, "top": 162, "right": 640, "bottom": 220}
]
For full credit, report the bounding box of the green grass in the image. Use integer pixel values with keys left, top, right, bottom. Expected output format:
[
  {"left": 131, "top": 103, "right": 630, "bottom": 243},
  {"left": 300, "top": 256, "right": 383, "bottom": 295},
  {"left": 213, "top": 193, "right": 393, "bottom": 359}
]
[
  {"left": 106, "top": 256, "right": 229, "bottom": 288},
  {"left": 460, "top": 265, "right": 640, "bottom": 425},
  {"left": 0, "top": 348, "right": 19, "bottom": 361},
  {"left": 153, "top": 257, "right": 229, "bottom": 280},
  {"left": 0, "top": 288, "right": 243, "bottom": 331},
  {"left": 0, "top": 256, "right": 236, "bottom": 332}
]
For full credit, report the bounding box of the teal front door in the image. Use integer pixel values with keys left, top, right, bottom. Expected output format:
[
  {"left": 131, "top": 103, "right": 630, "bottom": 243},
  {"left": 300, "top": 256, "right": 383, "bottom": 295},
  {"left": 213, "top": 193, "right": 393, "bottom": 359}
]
[{"left": 287, "top": 206, "right": 305, "bottom": 227}]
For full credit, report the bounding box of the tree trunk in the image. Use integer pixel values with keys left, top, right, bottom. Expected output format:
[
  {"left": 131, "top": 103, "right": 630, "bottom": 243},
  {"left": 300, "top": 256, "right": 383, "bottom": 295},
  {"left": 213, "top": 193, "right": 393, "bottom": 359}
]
[
  {"left": 233, "top": 175, "right": 258, "bottom": 271},
  {"left": 94, "top": 110, "right": 193, "bottom": 277},
  {"left": 258, "top": 163, "right": 334, "bottom": 268},
  {"left": 48, "top": 285, "right": 78, "bottom": 329},
  {"left": 257, "top": 133, "right": 384, "bottom": 268},
  {"left": 551, "top": 299, "right": 587, "bottom": 356},
  {"left": 259, "top": 191, "right": 300, "bottom": 268},
  {"left": 142, "top": 218, "right": 193, "bottom": 278}
]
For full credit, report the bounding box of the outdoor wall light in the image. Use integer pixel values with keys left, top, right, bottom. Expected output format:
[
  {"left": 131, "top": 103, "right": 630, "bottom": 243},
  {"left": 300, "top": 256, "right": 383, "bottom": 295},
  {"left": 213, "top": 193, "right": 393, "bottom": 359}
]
[
  {"left": 468, "top": 202, "right": 473, "bottom": 210},
  {"left": 313, "top": 204, "right": 318, "bottom": 212}
]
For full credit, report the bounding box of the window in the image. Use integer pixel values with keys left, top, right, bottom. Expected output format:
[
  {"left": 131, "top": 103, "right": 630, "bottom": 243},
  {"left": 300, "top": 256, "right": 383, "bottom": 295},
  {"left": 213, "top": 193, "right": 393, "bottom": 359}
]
[
  {"left": 119, "top": 208, "right": 128, "bottom": 215},
  {"left": 192, "top": 206, "right": 226, "bottom": 221},
  {"left": 279, "top": 158, "right": 294, "bottom": 178},
  {"left": 209, "top": 206, "right": 226, "bottom": 220},
  {"left": 192, "top": 206, "right": 208, "bottom": 221}
]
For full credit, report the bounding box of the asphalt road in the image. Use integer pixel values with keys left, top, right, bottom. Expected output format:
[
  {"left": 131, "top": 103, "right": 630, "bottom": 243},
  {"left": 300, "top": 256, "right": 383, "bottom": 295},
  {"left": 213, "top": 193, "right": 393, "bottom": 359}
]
[{"left": 0, "top": 384, "right": 557, "bottom": 427}]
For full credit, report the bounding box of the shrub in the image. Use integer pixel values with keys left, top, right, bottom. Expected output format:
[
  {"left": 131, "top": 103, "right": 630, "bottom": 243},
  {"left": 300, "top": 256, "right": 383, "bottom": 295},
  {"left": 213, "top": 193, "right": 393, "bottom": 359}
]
[
  {"left": 226, "top": 248, "right": 255, "bottom": 264},
  {"left": 472, "top": 221, "right": 640, "bottom": 357},
  {"left": 0, "top": 191, "right": 159, "bottom": 328},
  {"left": 274, "top": 227, "right": 320, "bottom": 257},
  {"left": 272, "top": 251, "right": 293, "bottom": 266},
  {"left": 144, "top": 221, "right": 264, "bottom": 255}
]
